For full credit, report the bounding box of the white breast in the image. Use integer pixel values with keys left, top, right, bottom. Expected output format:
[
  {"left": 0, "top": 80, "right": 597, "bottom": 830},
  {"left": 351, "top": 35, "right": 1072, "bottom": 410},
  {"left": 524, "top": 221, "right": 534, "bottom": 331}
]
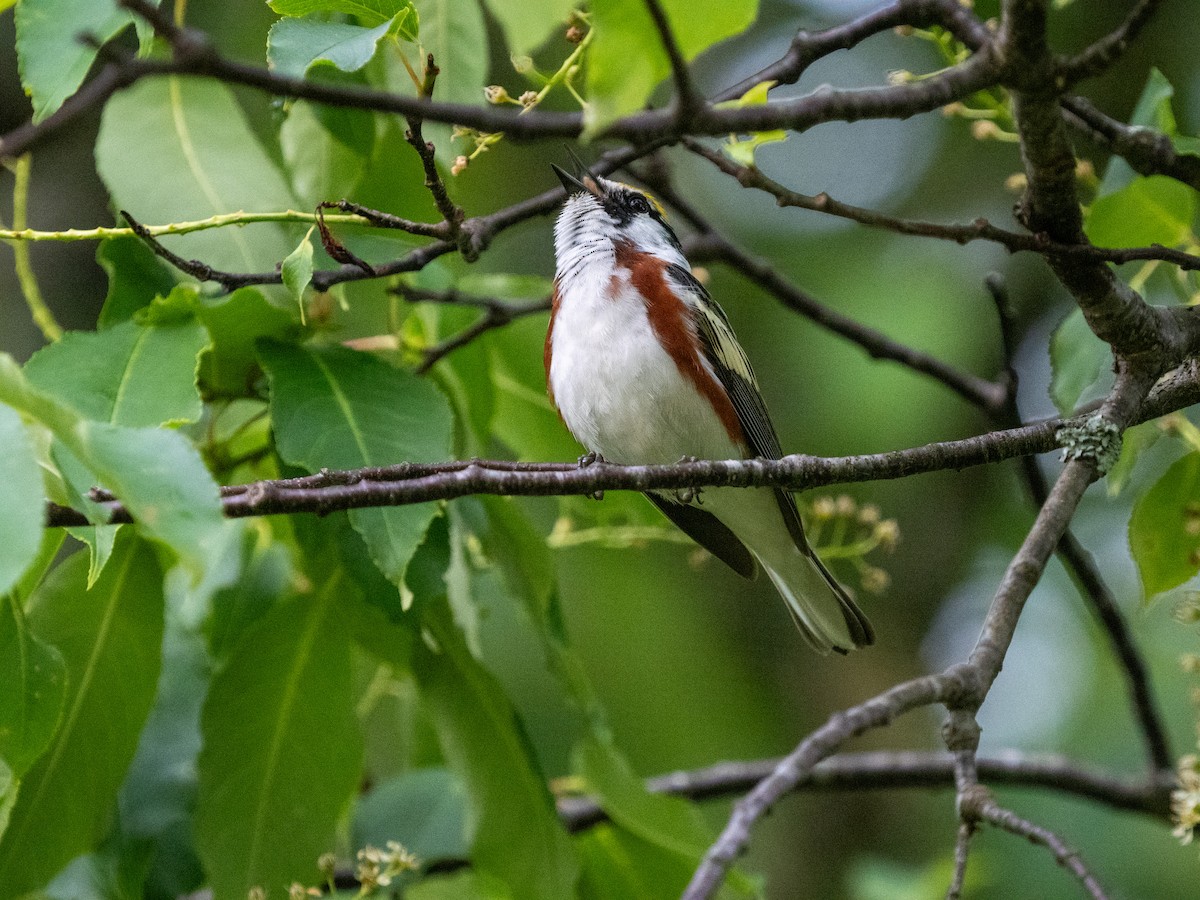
[{"left": 549, "top": 267, "right": 742, "bottom": 466}]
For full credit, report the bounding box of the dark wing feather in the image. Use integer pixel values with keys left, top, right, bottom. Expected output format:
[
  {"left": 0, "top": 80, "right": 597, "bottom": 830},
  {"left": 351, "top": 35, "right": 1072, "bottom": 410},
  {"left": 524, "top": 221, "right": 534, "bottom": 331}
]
[
  {"left": 664, "top": 265, "right": 875, "bottom": 647},
  {"left": 646, "top": 494, "right": 758, "bottom": 579},
  {"left": 663, "top": 264, "right": 808, "bottom": 548}
]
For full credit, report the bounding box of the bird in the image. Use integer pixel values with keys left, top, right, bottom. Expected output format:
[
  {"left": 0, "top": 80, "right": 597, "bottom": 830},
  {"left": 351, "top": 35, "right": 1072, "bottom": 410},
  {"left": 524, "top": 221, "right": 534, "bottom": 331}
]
[{"left": 545, "top": 157, "right": 874, "bottom": 654}]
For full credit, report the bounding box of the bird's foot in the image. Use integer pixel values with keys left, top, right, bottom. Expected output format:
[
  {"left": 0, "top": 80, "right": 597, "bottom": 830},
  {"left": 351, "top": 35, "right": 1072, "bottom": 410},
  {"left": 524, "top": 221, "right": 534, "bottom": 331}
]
[
  {"left": 579, "top": 451, "right": 605, "bottom": 500},
  {"left": 675, "top": 456, "right": 702, "bottom": 505}
]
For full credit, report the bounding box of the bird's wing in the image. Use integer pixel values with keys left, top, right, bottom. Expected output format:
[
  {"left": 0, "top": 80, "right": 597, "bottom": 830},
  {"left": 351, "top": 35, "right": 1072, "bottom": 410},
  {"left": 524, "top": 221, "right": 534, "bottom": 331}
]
[
  {"left": 646, "top": 493, "right": 758, "bottom": 579},
  {"left": 663, "top": 263, "right": 808, "bottom": 550},
  {"left": 664, "top": 264, "right": 874, "bottom": 648}
]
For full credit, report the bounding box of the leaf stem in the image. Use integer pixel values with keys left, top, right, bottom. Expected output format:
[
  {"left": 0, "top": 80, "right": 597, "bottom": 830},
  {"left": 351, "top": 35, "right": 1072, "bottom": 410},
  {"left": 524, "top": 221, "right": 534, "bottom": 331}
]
[{"left": 5, "top": 155, "right": 62, "bottom": 341}]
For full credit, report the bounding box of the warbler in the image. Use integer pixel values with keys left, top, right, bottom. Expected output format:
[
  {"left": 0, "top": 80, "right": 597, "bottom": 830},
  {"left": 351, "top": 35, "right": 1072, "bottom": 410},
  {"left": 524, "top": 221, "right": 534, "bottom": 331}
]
[{"left": 546, "top": 159, "right": 874, "bottom": 654}]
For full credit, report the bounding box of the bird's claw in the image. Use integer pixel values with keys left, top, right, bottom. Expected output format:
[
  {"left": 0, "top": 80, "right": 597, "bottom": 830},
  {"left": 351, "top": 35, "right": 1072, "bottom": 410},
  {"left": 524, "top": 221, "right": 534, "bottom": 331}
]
[
  {"left": 676, "top": 456, "right": 701, "bottom": 505},
  {"left": 579, "top": 451, "right": 605, "bottom": 499}
]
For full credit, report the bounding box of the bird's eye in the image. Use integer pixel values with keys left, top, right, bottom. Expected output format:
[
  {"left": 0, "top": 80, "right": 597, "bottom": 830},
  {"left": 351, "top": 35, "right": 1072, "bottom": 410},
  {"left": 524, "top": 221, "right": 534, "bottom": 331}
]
[{"left": 629, "top": 195, "right": 652, "bottom": 214}]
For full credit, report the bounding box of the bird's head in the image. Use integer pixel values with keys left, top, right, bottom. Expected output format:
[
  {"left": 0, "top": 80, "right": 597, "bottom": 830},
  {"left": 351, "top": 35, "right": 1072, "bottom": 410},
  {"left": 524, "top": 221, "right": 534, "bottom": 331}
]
[{"left": 552, "top": 157, "right": 682, "bottom": 264}]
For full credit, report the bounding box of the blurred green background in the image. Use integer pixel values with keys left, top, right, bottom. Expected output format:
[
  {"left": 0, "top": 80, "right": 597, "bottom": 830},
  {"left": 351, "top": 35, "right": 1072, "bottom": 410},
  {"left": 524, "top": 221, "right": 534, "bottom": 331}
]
[{"left": 4, "top": 0, "right": 1200, "bottom": 896}]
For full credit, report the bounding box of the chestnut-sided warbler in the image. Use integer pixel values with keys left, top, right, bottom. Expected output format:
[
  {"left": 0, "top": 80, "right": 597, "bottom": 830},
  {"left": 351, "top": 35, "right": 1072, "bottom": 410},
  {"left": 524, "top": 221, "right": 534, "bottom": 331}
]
[{"left": 546, "top": 160, "right": 874, "bottom": 654}]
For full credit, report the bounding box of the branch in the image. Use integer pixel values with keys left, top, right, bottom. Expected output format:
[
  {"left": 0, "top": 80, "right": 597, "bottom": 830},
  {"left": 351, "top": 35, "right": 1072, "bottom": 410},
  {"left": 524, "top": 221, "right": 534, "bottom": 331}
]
[
  {"left": 555, "top": 750, "right": 1174, "bottom": 832},
  {"left": 683, "top": 673, "right": 961, "bottom": 898},
  {"left": 1062, "top": 95, "right": 1200, "bottom": 193},
  {"left": 684, "top": 138, "right": 1200, "bottom": 272},
  {"left": 1060, "top": 0, "right": 1165, "bottom": 86},
  {"left": 964, "top": 789, "right": 1108, "bottom": 898},
  {"left": 641, "top": 0, "right": 701, "bottom": 117},
  {"left": 43, "top": 364, "right": 1200, "bottom": 528},
  {"left": 985, "top": 277, "right": 1172, "bottom": 775},
  {"left": 2, "top": 1, "right": 1002, "bottom": 162},
  {"left": 402, "top": 54, "right": 466, "bottom": 247},
  {"left": 718, "top": 0, "right": 991, "bottom": 101}
]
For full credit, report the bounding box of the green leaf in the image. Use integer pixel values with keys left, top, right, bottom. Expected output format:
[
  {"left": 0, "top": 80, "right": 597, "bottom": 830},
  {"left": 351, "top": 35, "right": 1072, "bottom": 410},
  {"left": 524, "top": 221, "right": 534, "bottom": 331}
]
[
  {"left": 353, "top": 768, "right": 469, "bottom": 865},
  {"left": 1048, "top": 307, "right": 1110, "bottom": 415},
  {"left": 0, "top": 355, "right": 228, "bottom": 579},
  {"left": 194, "top": 288, "right": 298, "bottom": 398},
  {"left": 1107, "top": 421, "right": 1161, "bottom": 496},
  {"left": 1085, "top": 175, "right": 1196, "bottom": 248},
  {"left": 65, "top": 524, "right": 119, "bottom": 589},
  {"left": 0, "top": 593, "right": 66, "bottom": 779},
  {"left": 259, "top": 342, "right": 453, "bottom": 585},
  {"left": 96, "top": 236, "right": 180, "bottom": 329},
  {"left": 116, "top": 619, "right": 210, "bottom": 899},
  {"left": 41, "top": 835, "right": 154, "bottom": 900},
  {"left": 576, "top": 737, "right": 709, "bottom": 859},
  {"left": 194, "top": 575, "right": 363, "bottom": 900},
  {"left": 1130, "top": 451, "right": 1200, "bottom": 599},
  {"left": 267, "top": 16, "right": 400, "bottom": 78},
  {"left": 415, "top": 595, "right": 578, "bottom": 898},
  {"left": 14, "top": 0, "right": 131, "bottom": 122},
  {"left": 281, "top": 231, "right": 316, "bottom": 315},
  {"left": 96, "top": 78, "right": 298, "bottom": 273},
  {"left": 24, "top": 314, "right": 209, "bottom": 427},
  {"left": 717, "top": 80, "right": 787, "bottom": 167},
  {"left": 269, "top": 0, "right": 412, "bottom": 26},
  {"left": 724, "top": 130, "right": 787, "bottom": 168},
  {"left": 0, "top": 405, "right": 46, "bottom": 598},
  {"left": 409, "top": 0, "right": 486, "bottom": 163},
  {"left": 0, "top": 535, "right": 164, "bottom": 896},
  {"left": 478, "top": 0, "right": 575, "bottom": 56},
  {"left": 207, "top": 530, "right": 293, "bottom": 661},
  {"left": 585, "top": 0, "right": 757, "bottom": 136},
  {"left": 281, "top": 100, "right": 375, "bottom": 206},
  {"left": 408, "top": 871, "right": 513, "bottom": 900}
]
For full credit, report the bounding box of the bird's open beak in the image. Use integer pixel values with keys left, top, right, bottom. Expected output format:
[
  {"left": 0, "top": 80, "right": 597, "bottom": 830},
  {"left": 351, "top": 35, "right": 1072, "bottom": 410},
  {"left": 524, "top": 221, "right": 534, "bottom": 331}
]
[{"left": 552, "top": 150, "right": 602, "bottom": 197}]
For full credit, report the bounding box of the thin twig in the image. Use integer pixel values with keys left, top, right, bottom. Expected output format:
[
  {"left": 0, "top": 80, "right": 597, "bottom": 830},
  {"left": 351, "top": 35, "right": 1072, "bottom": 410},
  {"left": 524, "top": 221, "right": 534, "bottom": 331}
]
[
  {"left": 1062, "top": 95, "right": 1200, "bottom": 193},
  {"left": 43, "top": 363, "right": 1200, "bottom": 528},
  {"left": 403, "top": 54, "right": 466, "bottom": 244},
  {"left": 718, "top": 0, "right": 991, "bottom": 101},
  {"left": 684, "top": 138, "right": 1200, "bottom": 272},
  {"left": 641, "top": 0, "right": 701, "bottom": 117},
  {"left": 121, "top": 210, "right": 281, "bottom": 290},
  {"left": 1060, "top": 0, "right": 1165, "bottom": 85},
  {"left": 968, "top": 793, "right": 1109, "bottom": 899},
  {"left": 414, "top": 298, "right": 549, "bottom": 374},
  {"left": 555, "top": 749, "right": 1175, "bottom": 832},
  {"left": 946, "top": 822, "right": 975, "bottom": 900},
  {"left": 984, "top": 275, "right": 1173, "bottom": 775}
]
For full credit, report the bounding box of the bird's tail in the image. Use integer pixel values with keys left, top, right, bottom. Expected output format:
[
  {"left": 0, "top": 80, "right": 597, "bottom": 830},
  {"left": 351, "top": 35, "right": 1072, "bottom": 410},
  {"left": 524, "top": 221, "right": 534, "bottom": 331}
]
[{"left": 760, "top": 549, "right": 874, "bottom": 655}]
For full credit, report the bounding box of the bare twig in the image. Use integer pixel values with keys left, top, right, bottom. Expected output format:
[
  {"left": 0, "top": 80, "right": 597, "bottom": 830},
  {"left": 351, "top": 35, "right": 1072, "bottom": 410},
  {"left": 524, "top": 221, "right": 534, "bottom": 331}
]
[
  {"left": 985, "top": 276, "right": 1172, "bottom": 775},
  {"left": 946, "top": 822, "right": 975, "bottom": 900},
  {"left": 1062, "top": 95, "right": 1200, "bottom": 193},
  {"left": 403, "top": 54, "right": 466, "bottom": 244},
  {"left": 43, "top": 362, "right": 1200, "bottom": 528},
  {"left": 719, "top": 0, "right": 991, "bottom": 101},
  {"left": 121, "top": 210, "right": 281, "bottom": 290},
  {"left": 1060, "top": 0, "right": 1165, "bottom": 85},
  {"left": 965, "top": 791, "right": 1109, "bottom": 899},
  {"left": 555, "top": 749, "right": 1175, "bottom": 832},
  {"left": 683, "top": 673, "right": 961, "bottom": 898},
  {"left": 641, "top": 0, "right": 701, "bottom": 118},
  {"left": 684, "top": 138, "right": 1200, "bottom": 272}
]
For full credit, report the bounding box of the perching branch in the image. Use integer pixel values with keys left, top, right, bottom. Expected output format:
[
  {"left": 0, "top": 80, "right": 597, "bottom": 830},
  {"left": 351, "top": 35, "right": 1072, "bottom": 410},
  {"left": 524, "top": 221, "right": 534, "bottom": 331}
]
[
  {"left": 41, "top": 365, "right": 1200, "bottom": 529},
  {"left": 556, "top": 749, "right": 1174, "bottom": 833},
  {"left": 684, "top": 138, "right": 1200, "bottom": 272}
]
